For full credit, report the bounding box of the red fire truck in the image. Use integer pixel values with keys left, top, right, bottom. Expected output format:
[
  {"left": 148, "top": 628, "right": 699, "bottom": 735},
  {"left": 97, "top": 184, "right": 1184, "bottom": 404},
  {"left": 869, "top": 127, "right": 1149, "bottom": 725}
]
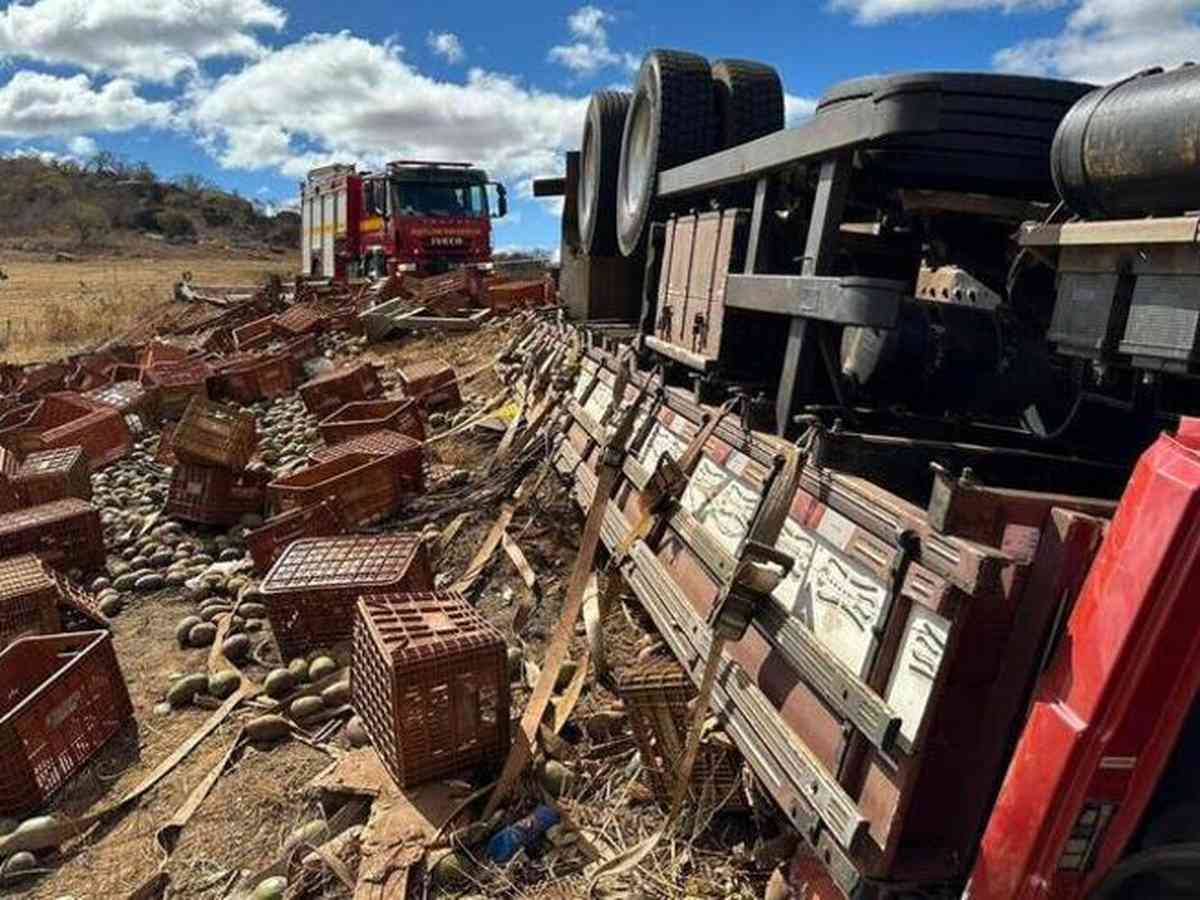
[{"left": 299, "top": 160, "right": 507, "bottom": 280}]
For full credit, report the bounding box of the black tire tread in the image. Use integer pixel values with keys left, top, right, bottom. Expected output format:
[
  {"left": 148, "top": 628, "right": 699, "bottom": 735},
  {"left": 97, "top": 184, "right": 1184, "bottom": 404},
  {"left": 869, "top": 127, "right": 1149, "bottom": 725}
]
[
  {"left": 712, "top": 59, "right": 784, "bottom": 150},
  {"left": 579, "top": 90, "right": 631, "bottom": 257},
  {"left": 618, "top": 49, "right": 714, "bottom": 257}
]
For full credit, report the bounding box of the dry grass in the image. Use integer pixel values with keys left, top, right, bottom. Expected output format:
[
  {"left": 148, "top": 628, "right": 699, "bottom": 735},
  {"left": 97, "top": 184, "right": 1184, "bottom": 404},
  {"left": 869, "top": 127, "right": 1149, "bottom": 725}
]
[{"left": 0, "top": 255, "right": 288, "bottom": 363}]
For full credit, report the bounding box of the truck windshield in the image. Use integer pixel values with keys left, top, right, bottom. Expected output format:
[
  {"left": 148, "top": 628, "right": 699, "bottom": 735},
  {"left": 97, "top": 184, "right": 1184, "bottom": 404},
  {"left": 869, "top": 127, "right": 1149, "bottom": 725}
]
[{"left": 391, "top": 182, "right": 487, "bottom": 218}]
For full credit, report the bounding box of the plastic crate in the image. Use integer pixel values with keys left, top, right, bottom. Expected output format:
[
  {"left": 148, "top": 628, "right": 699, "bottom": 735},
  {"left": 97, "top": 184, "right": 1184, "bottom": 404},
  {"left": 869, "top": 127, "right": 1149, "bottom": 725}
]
[
  {"left": 166, "top": 463, "right": 269, "bottom": 526},
  {"left": 16, "top": 364, "right": 69, "bottom": 398},
  {"left": 0, "top": 498, "right": 104, "bottom": 573},
  {"left": 232, "top": 315, "right": 277, "bottom": 351},
  {"left": 218, "top": 353, "right": 295, "bottom": 404},
  {"left": 309, "top": 430, "right": 425, "bottom": 494},
  {"left": 245, "top": 498, "right": 347, "bottom": 575},
  {"left": 173, "top": 397, "right": 257, "bottom": 471},
  {"left": 0, "top": 631, "right": 132, "bottom": 816},
  {"left": 259, "top": 534, "right": 433, "bottom": 657},
  {"left": 0, "top": 555, "right": 106, "bottom": 650},
  {"left": 39, "top": 407, "right": 132, "bottom": 471},
  {"left": 138, "top": 341, "right": 189, "bottom": 369},
  {"left": 352, "top": 590, "right": 510, "bottom": 787},
  {"left": 299, "top": 363, "right": 383, "bottom": 418},
  {"left": 397, "top": 358, "right": 462, "bottom": 410},
  {"left": 319, "top": 398, "right": 425, "bottom": 446},
  {"left": 267, "top": 451, "right": 410, "bottom": 527},
  {"left": 14, "top": 446, "right": 91, "bottom": 506},
  {"left": 0, "top": 396, "right": 92, "bottom": 456},
  {"left": 84, "top": 380, "right": 160, "bottom": 428},
  {"left": 616, "top": 660, "right": 748, "bottom": 812},
  {"left": 0, "top": 448, "right": 20, "bottom": 515},
  {"left": 146, "top": 359, "right": 212, "bottom": 419},
  {"left": 274, "top": 303, "right": 326, "bottom": 337}
]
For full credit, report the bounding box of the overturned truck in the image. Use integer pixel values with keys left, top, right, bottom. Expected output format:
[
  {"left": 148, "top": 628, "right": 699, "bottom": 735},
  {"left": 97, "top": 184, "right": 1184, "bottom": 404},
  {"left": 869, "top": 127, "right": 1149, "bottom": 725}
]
[{"left": 535, "top": 53, "right": 1200, "bottom": 899}]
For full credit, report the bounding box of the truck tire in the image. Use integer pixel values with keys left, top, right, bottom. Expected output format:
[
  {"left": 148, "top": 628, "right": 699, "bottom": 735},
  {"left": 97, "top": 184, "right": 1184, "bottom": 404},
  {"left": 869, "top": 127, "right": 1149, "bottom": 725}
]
[
  {"left": 815, "top": 72, "right": 1093, "bottom": 200},
  {"left": 578, "top": 91, "right": 631, "bottom": 257},
  {"left": 712, "top": 59, "right": 784, "bottom": 150},
  {"left": 617, "top": 49, "right": 715, "bottom": 257}
]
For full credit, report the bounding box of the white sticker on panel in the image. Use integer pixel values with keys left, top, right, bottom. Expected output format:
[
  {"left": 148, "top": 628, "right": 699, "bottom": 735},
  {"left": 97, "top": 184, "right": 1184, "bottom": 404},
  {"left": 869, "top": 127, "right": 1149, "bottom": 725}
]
[
  {"left": 885, "top": 605, "right": 951, "bottom": 745},
  {"left": 583, "top": 382, "right": 613, "bottom": 422},
  {"left": 772, "top": 518, "right": 818, "bottom": 619},
  {"left": 807, "top": 545, "right": 889, "bottom": 677}
]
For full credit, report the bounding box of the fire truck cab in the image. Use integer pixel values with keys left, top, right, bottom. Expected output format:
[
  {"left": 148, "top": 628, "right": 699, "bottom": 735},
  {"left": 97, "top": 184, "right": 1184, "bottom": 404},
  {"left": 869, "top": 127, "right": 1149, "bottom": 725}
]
[{"left": 300, "top": 160, "right": 507, "bottom": 280}]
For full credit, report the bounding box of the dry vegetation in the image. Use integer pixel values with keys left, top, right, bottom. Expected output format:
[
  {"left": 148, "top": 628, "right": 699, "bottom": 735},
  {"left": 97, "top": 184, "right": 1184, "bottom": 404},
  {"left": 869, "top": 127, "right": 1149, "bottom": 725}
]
[{"left": 0, "top": 256, "right": 289, "bottom": 363}]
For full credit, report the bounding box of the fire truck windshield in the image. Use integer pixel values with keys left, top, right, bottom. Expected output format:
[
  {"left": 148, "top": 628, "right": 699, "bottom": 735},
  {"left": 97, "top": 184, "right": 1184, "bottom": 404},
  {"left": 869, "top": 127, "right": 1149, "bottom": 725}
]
[{"left": 391, "top": 181, "right": 487, "bottom": 218}]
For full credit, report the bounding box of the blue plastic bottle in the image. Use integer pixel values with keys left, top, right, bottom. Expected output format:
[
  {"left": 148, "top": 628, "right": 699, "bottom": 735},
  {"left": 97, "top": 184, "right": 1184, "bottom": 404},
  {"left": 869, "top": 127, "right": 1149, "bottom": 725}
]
[{"left": 485, "top": 805, "right": 561, "bottom": 863}]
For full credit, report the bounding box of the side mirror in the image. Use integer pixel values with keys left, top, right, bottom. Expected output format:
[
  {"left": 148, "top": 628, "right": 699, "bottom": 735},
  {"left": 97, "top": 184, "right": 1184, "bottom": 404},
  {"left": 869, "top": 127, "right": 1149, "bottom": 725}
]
[{"left": 490, "top": 182, "right": 508, "bottom": 219}]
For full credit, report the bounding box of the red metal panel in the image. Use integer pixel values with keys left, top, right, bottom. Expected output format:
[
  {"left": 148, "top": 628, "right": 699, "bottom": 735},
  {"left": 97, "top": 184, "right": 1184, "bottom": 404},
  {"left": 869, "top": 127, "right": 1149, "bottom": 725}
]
[{"left": 970, "top": 425, "right": 1200, "bottom": 899}]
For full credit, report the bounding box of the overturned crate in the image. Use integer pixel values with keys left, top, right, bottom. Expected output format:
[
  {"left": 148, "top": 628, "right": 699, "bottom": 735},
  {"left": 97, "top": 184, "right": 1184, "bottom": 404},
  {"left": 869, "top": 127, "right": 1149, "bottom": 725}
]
[
  {"left": 318, "top": 398, "right": 425, "bottom": 446},
  {"left": 258, "top": 534, "right": 433, "bottom": 658},
  {"left": 267, "top": 451, "right": 414, "bottom": 527},
  {"left": 0, "top": 631, "right": 132, "bottom": 817},
  {"left": 309, "top": 430, "right": 425, "bottom": 493},
  {"left": 352, "top": 590, "right": 510, "bottom": 787},
  {"left": 145, "top": 359, "right": 212, "bottom": 419},
  {"left": 216, "top": 353, "right": 295, "bottom": 405},
  {"left": 166, "top": 464, "right": 269, "bottom": 527},
  {"left": 617, "top": 660, "right": 748, "bottom": 812},
  {"left": 397, "top": 358, "right": 462, "bottom": 410},
  {"left": 84, "top": 380, "right": 160, "bottom": 430},
  {"left": 0, "top": 448, "right": 21, "bottom": 515},
  {"left": 245, "top": 498, "right": 348, "bottom": 575},
  {"left": 173, "top": 397, "right": 257, "bottom": 471},
  {"left": 299, "top": 363, "right": 383, "bottom": 418},
  {"left": 38, "top": 406, "right": 131, "bottom": 471},
  {"left": 232, "top": 315, "right": 277, "bottom": 351},
  {"left": 0, "top": 555, "right": 106, "bottom": 650},
  {"left": 13, "top": 446, "right": 91, "bottom": 506},
  {"left": 0, "top": 499, "right": 105, "bottom": 572}
]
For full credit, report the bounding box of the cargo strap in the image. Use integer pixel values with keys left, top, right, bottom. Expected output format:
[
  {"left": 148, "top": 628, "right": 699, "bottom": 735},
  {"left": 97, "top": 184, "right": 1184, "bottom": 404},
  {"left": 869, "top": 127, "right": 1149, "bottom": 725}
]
[
  {"left": 482, "top": 385, "right": 644, "bottom": 820},
  {"left": 607, "top": 396, "right": 738, "bottom": 568},
  {"left": 589, "top": 441, "right": 804, "bottom": 893}
]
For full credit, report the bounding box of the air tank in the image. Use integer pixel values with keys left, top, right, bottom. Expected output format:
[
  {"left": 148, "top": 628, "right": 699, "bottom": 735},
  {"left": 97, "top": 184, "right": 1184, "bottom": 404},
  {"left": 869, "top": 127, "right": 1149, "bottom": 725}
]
[{"left": 1052, "top": 64, "right": 1200, "bottom": 219}]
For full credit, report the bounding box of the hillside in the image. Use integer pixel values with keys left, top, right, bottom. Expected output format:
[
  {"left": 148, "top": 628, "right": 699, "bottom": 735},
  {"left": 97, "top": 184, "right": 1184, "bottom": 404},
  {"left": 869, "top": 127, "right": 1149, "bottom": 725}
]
[{"left": 0, "top": 154, "right": 300, "bottom": 261}]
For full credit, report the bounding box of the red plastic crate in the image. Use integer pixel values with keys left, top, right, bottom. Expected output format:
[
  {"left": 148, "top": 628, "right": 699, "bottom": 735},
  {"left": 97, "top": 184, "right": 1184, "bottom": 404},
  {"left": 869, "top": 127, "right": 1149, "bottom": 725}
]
[
  {"left": 485, "top": 278, "right": 552, "bottom": 311},
  {"left": 138, "top": 341, "right": 189, "bottom": 369},
  {"left": 0, "top": 631, "right": 132, "bottom": 816},
  {"left": 0, "top": 555, "right": 106, "bottom": 650},
  {"left": 273, "top": 303, "right": 326, "bottom": 337},
  {"left": 299, "top": 363, "right": 383, "bottom": 417},
  {"left": 0, "top": 395, "right": 93, "bottom": 456},
  {"left": 84, "top": 380, "right": 160, "bottom": 428},
  {"left": 245, "top": 498, "right": 347, "bottom": 575},
  {"left": 0, "top": 499, "right": 105, "bottom": 572},
  {"left": 218, "top": 353, "right": 295, "bottom": 404},
  {"left": 0, "top": 448, "right": 20, "bottom": 515},
  {"left": 397, "top": 358, "right": 461, "bottom": 410},
  {"left": 309, "top": 430, "right": 425, "bottom": 494},
  {"left": 319, "top": 398, "right": 425, "bottom": 445},
  {"left": 16, "top": 364, "right": 69, "bottom": 398},
  {"left": 173, "top": 397, "right": 257, "bottom": 470},
  {"left": 267, "top": 451, "right": 411, "bottom": 527},
  {"left": 258, "top": 534, "right": 433, "bottom": 657},
  {"left": 616, "top": 660, "right": 748, "bottom": 812},
  {"left": 232, "top": 315, "right": 277, "bottom": 351},
  {"left": 352, "top": 590, "right": 509, "bottom": 787},
  {"left": 14, "top": 446, "right": 91, "bottom": 506},
  {"left": 39, "top": 406, "right": 132, "bottom": 471},
  {"left": 146, "top": 359, "right": 213, "bottom": 419},
  {"left": 166, "top": 463, "right": 269, "bottom": 526}
]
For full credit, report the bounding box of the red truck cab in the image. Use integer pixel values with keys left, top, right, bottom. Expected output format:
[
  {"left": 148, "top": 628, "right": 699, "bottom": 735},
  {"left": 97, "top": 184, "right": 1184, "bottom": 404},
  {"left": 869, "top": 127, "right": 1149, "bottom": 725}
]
[{"left": 300, "top": 160, "right": 506, "bottom": 280}]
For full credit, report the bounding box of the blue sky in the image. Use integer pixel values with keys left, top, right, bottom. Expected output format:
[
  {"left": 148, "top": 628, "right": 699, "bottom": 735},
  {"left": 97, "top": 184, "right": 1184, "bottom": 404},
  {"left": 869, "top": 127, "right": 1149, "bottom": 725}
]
[{"left": 0, "top": 0, "right": 1196, "bottom": 252}]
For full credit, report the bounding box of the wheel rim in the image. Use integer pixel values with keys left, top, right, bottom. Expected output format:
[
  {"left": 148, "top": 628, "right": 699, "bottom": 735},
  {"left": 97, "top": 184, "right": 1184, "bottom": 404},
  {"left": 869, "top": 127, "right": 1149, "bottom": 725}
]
[
  {"left": 620, "top": 92, "right": 654, "bottom": 229},
  {"left": 579, "top": 119, "right": 598, "bottom": 237}
]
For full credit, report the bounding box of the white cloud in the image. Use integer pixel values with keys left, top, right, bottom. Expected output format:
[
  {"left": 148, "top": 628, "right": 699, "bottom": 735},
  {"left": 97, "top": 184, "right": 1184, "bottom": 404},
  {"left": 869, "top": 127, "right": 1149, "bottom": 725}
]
[
  {"left": 785, "top": 94, "right": 817, "bottom": 125},
  {"left": 0, "top": 0, "right": 286, "bottom": 83},
  {"left": 829, "top": 0, "right": 1062, "bottom": 24},
  {"left": 68, "top": 135, "right": 99, "bottom": 157},
  {"left": 0, "top": 72, "right": 173, "bottom": 138},
  {"left": 189, "top": 32, "right": 588, "bottom": 188},
  {"left": 994, "top": 0, "right": 1200, "bottom": 83},
  {"left": 549, "top": 5, "right": 639, "bottom": 74},
  {"left": 427, "top": 31, "right": 465, "bottom": 64}
]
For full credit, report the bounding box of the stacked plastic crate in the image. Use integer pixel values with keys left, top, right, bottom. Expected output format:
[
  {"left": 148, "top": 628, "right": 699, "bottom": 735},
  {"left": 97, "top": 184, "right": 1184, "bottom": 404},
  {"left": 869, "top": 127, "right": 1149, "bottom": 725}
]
[{"left": 165, "top": 397, "right": 267, "bottom": 526}]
